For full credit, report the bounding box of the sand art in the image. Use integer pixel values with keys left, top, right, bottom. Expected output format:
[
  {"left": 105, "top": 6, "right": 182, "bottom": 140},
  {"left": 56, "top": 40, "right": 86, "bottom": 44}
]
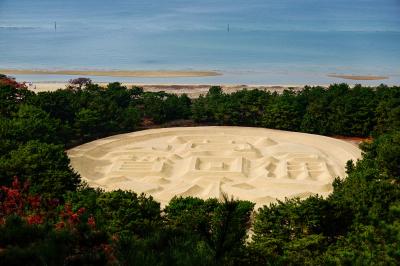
[{"left": 68, "top": 127, "right": 361, "bottom": 207}]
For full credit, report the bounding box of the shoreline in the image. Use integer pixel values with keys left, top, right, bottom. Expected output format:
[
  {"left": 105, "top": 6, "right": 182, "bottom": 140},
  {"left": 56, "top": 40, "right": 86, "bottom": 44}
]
[
  {"left": 21, "top": 81, "right": 393, "bottom": 98},
  {"left": 23, "top": 82, "right": 307, "bottom": 97},
  {"left": 0, "top": 69, "right": 221, "bottom": 78}
]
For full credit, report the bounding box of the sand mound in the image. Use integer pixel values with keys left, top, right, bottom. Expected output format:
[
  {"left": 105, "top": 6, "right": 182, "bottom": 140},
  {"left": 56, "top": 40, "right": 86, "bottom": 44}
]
[{"left": 68, "top": 127, "right": 361, "bottom": 207}]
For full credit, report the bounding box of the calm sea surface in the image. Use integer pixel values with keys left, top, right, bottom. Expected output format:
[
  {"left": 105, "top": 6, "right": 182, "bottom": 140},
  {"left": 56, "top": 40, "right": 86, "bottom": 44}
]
[{"left": 0, "top": 0, "right": 399, "bottom": 84}]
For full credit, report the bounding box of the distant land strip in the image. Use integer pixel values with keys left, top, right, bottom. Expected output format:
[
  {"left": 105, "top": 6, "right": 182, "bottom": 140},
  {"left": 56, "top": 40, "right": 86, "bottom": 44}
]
[
  {"left": 0, "top": 69, "right": 221, "bottom": 78},
  {"left": 328, "top": 74, "right": 389, "bottom": 80}
]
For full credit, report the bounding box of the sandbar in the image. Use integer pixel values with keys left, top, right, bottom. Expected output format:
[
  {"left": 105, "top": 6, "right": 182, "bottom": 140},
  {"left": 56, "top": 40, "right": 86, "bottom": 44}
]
[
  {"left": 328, "top": 74, "right": 388, "bottom": 80},
  {"left": 0, "top": 69, "right": 221, "bottom": 78}
]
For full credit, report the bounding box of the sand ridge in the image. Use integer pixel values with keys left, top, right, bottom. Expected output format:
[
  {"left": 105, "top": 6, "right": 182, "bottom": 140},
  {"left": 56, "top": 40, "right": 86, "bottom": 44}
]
[
  {"left": 327, "top": 74, "right": 389, "bottom": 80},
  {"left": 67, "top": 127, "right": 361, "bottom": 207},
  {"left": 0, "top": 69, "right": 221, "bottom": 78}
]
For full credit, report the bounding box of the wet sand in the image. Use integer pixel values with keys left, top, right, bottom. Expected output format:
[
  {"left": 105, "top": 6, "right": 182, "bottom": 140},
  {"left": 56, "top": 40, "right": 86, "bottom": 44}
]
[{"left": 327, "top": 74, "right": 389, "bottom": 80}]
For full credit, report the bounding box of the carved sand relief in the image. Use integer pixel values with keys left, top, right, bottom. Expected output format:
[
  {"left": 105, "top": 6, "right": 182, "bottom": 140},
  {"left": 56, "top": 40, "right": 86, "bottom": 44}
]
[{"left": 68, "top": 127, "right": 361, "bottom": 207}]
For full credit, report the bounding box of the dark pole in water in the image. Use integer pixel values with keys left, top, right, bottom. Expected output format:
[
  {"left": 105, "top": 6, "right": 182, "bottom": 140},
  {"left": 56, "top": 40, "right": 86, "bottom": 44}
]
[
  {"left": 54, "top": 21, "right": 57, "bottom": 32},
  {"left": 227, "top": 23, "right": 230, "bottom": 32}
]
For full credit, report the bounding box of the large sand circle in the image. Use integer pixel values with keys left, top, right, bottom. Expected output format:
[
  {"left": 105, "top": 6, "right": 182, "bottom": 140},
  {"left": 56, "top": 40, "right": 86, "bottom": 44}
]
[{"left": 68, "top": 127, "right": 361, "bottom": 207}]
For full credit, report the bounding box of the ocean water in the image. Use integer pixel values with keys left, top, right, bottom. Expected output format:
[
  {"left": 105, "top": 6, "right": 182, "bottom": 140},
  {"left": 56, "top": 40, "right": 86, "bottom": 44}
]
[{"left": 0, "top": 0, "right": 399, "bottom": 85}]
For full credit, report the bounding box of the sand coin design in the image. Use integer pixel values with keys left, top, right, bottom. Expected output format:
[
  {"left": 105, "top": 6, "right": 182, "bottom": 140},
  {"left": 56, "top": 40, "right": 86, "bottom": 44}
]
[{"left": 68, "top": 127, "right": 361, "bottom": 207}]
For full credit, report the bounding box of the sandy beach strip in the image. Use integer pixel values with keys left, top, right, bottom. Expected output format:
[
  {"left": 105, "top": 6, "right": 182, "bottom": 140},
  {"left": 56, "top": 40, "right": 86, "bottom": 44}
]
[
  {"left": 0, "top": 69, "right": 221, "bottom": 78},
  {"left": 327, "top": 74, "right": 389, "bottom": 80},
  {"left": 24, "top": 82, "right": 306, "bottom": 97}
]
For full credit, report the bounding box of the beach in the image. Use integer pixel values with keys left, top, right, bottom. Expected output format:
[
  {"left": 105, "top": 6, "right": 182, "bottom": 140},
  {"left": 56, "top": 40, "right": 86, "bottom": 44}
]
[
  {"left": 4, "top": 68, "right": 397, "bottom": 92},
  {"left": 22, "top": 81, "right": 305, "bottom": 97},
  {"left": 7, "top": 70, "right": 395, "bottom": 98}
]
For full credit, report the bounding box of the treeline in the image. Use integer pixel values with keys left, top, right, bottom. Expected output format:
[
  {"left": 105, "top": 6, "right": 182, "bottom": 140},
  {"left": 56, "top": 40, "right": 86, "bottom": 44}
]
[
  {"left": 0, "top": 76, "right": 399, "bottom": 265},
  {"left": 1, "top": 79, "right": 192, "bottom": 146},
  {"left": 193, "top": 84, "right": 399, "bottom": 137},
  {"left": 0, "top": 80, "right": 192, "bottom": 195}
]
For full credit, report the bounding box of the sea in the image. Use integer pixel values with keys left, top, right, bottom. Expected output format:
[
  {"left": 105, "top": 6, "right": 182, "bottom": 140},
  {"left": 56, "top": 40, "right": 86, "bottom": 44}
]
[{"left": 0, "top": 0, "right": 399, "bottom": 85}]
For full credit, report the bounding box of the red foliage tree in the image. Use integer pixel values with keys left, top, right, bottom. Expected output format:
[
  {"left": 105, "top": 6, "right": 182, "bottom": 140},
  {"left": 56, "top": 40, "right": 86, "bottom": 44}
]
[{"left": 0, "top": 75, "right": 27, "bottom": 89}]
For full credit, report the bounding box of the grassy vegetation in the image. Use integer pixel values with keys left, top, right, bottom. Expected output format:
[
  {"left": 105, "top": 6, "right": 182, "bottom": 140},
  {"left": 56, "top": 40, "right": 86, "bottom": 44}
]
[{"left": 1, "top": 75, "right": 399, "bottom": 265}]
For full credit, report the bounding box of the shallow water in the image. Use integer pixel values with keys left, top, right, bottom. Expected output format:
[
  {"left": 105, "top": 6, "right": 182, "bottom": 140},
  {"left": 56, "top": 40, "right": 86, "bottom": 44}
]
[{"left": 1, "top": 0, "right": 399, "bottom": 84}]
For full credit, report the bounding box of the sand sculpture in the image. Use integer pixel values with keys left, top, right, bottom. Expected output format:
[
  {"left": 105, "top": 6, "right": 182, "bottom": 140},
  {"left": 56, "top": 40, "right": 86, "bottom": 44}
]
[{"left": 68, "top": 127, "right": 361, "bottom": 207}]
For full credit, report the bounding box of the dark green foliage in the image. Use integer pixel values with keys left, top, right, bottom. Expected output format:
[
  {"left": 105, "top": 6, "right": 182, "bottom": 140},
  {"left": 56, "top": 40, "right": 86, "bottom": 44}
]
[
  {"left": 0, "top": 217, "right": 109, "bottom": 266},
  {"left": 95, "top": 190, "right": 162, "bottom": 236},
  {"left": 249, "top": 129, "right": 400, "bottom": 265},
  {"left": 0, "top": 82, "right": 190, "bottom": 196},
  {"left": 165, "top": 196, "right": 219, "bottom": 236},
  {"left": 361, "top": 132, "right": 400, "bottom": 178},
  {"left": 262, "top": 90, "right": 304, "bottom": 130},
  {"left": 27, "top": 90, "right": 78, "bottom": 123},
  {"left": 0, "top": 104, "right": 68, "bottom": 152},
  {"left": 217, "top": 89, "right": 271, "bottom": 126},
  {"left": 141, "top": 92, "right": 192, "bottom": 124},
  {"left": 120, "top": 106, "right": 141, "bottom": 130},
  {"left": 251, "top": 197, "right": 331, "bottom": 264},
  {"left": 0, "top": 140, "right": 80, "bottom": 197},
  {"left": 74, "top": 108, "right": 103, "bottom": 139},
  {"left": 142, "top": 92, "right": 168, "bottom": 123},
  {"left": 0, "top": 81, "right": 33, "bottom": 117},
  {"left": 1, "top": 79, "right": 400, "bottom": 265},
  {"left": 0, "top": 215, "right": 47, "bottom": 248},
  {"left": 327, "top": 84, "right": 377, "bottom": 136},
  {"left": 4, "top": 82, "right": 189, "bottom": 146},
  {"left": 300, "top": 87, "right": 331, "bottom": 134},
  {"left": 111, "top": 229, "right": 215, "bottom": 266},
  {"left": 254, "top": 196, "right": 330, "bottom": 242},
  {"left": 165, "top": 195, "right": 254, "bottom": 264},
  {"left": 192, "top": 86, "right": 226, "bottom": 123},
  {"left": 374, "top": 85, "right": 400, "bottom": 135},
  {"left": 210, "top": 196, "right": 254, "bottom": 264},
  {"left": 64, "top": 188, "right": 162, "bottom": 236},
  {"left": 192, "top": 83, "right": 400, "bottom": 136}
]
